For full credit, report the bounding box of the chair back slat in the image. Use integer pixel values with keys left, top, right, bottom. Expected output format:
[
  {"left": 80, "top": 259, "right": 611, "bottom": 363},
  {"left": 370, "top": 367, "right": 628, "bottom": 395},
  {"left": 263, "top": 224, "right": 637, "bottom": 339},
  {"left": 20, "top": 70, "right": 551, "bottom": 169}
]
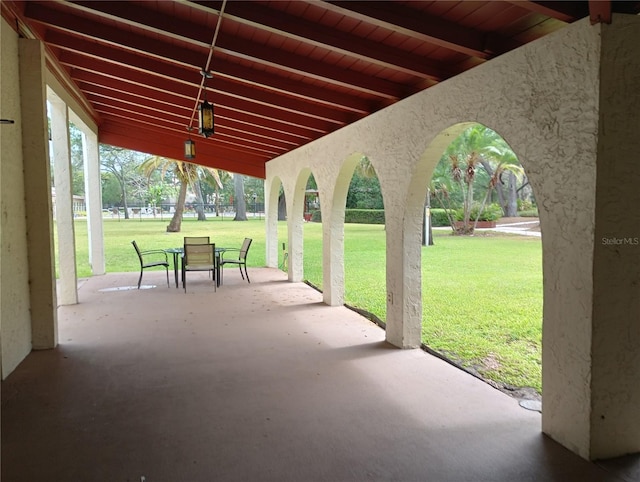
[
  {"left": 184, "top": 243, "right": 215, "bottom": 267},
  {"left": 184, "top": 236, "right": 210, "bottom": 245},
  {"left": 239, "top": 238, "right": 252, "bottom": 258}
]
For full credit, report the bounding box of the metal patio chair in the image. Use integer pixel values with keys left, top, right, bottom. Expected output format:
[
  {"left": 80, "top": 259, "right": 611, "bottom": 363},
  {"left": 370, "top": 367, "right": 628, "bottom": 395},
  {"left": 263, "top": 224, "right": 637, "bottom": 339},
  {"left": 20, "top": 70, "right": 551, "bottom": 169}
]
[
  {"left": 131, "top": 240, "right": 170, "bottom": 289},
  {"left": 182, "top": 243, "right": 217, "bottom": 293},
  {"left": 219, "top": 238, "right": 252, "bottom": 284}
]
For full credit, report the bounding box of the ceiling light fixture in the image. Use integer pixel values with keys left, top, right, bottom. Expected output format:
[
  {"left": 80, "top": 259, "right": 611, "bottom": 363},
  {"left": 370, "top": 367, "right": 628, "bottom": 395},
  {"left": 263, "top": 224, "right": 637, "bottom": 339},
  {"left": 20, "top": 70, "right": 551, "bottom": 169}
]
[
  {"left": 184, "top": 0, "right": 226, "bottom": 155},
  {"left": 198, "top": 70, "right": 214, "bottom": 138},
  {"left": 184, "top": 127, "right": 196, "bottom": 160}
]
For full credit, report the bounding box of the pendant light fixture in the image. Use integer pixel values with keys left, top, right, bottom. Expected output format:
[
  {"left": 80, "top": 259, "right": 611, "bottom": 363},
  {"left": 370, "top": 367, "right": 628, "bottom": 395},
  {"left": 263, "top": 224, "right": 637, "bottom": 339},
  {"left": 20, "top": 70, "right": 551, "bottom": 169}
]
[
  {"left": 184, "top": 127, "right": 196, "bottom": 160},
  {"left": 183, "top": 0, "right": 225, "bottom": 155},
  {"left": 199, "top": 70, "right": 214, "bottom": 138}
]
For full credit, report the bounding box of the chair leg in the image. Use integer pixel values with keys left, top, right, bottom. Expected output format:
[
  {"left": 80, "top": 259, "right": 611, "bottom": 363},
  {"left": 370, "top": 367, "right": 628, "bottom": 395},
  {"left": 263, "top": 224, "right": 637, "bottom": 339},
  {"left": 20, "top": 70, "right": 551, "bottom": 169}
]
[
  {"left": 165, "top": 266, "right": 170, "bottom": 288},
  {"left": 138, "top": 270, "right": 143, "bottom": 289},
  {"left": 239, "top": 265, "right": 245, "bottom": 280},
  {"left": 244, "top": 263, "right": 250, "bottom": 283}
]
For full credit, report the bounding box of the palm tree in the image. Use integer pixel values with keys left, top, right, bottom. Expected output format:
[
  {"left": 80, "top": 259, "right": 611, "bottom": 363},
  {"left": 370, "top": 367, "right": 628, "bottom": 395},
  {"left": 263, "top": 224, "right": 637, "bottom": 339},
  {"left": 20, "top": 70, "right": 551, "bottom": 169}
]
[
  {"left": 140, "top": 157, "right": 198, "bottom": 232},
  {"left": 472, "top": 161, "right": 524, "bottom": 232},
  {"left": 435, "top": 124, "right": 526, "bottom": 234},
  {"left": 475, "top": 136, "right": 523, "bottom": 217},
  {"left": 140, "top": 157, "right": 224, "bottom": 231}
]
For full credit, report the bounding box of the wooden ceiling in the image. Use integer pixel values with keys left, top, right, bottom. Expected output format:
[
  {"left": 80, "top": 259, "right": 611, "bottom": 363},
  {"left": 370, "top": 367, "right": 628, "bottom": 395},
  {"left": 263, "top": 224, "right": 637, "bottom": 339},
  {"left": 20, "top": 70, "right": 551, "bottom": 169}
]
[{"left": 4, "top": 1, "right": 639, "bottom": 178}]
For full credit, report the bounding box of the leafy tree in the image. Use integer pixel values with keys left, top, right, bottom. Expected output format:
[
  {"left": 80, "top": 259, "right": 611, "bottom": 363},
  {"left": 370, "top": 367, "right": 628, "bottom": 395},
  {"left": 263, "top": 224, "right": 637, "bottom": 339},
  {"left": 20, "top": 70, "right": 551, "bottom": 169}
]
[
  {"left": 101, "top": 172, "right": 123, "bottom": 208},
  {"left": 69, "top": 123, "right": 85, "bottom": 196},
  {"left": 99, "top": 145, "right": 147, "bottom": 219},
  {"left": 347, "top": 156, "right": 383, "bottom": 209},
  {"left": 244, "top": 176, "right": 264, "bottom": 216},
  {"left": 145, "top": 184, "right": 169, "bottom": 218},
  {"left": 200, "top": 168, "right": 228, "bottom": 215}
]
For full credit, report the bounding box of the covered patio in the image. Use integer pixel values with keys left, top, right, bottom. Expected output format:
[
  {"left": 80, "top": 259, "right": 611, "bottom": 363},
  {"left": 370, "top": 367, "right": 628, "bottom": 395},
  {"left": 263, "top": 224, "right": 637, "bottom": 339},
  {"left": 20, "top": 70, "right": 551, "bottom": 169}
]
[
  {"left": 1, "top": 269, "right": 635, "bottom": 481},
  {"left": 3, "top": 0, "right": 640, "bottom": 470}
]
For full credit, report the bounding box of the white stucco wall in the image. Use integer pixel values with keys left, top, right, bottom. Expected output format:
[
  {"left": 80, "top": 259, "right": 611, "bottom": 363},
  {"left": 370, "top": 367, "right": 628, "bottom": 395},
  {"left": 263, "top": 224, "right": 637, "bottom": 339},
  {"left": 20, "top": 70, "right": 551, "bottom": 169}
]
[
  {"left": 265, "top": 17, "right": 629, "bottom": 459},
  {"left": 1, "top": 18, "right": 33, "bottom": 377}
]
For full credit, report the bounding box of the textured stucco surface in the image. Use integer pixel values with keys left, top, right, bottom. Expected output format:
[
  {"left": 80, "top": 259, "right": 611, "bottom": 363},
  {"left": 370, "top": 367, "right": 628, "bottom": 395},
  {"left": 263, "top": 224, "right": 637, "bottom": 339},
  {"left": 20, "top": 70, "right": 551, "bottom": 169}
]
[
  {"left": 49, "top": 92, "right": 78, "bottom": 306},
  {"left": 1, "top": 19, "right": 33, "bottom": 377},
  {"left": 590, "top": 15, "right": 640, "bottom": 459},
  {"left": 265, "top": 17, "right": 631, "bottom": 459},
  {"left": 20, "top": 39, "right": 58, "bottom": 351}
]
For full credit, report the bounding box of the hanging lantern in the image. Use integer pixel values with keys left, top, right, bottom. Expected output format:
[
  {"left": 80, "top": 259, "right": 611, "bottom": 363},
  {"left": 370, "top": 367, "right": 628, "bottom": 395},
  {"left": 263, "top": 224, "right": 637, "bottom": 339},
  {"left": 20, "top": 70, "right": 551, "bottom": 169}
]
[
  {"left": 199, "top": 99, "right": 214, "bottom": 138},
  {"left": 184, "top": 138, "right": 196, "bottom": 160}
]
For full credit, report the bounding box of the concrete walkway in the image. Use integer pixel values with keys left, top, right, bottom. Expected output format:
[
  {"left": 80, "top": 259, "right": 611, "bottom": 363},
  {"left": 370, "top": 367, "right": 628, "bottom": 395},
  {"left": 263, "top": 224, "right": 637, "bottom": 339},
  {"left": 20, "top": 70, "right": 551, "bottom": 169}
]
[
  {"left": 1, "top": 269, "right": 635, "bottom": 481},
  {"left": 491, "top": 219, "right": 541, "bottom": 237}
]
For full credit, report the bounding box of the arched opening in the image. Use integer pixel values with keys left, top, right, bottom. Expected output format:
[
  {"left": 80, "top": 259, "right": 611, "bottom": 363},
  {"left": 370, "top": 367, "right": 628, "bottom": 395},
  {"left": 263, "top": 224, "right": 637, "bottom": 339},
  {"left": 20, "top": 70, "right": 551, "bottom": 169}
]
[
  {"left": 265, "top": 175, "right": 287, "bottom": 271},
  {"left": 301, "top": 172, "right": 323, "bottom": 289},
  {"left": 414, "top": 122, "right": 544, "bottom": 399},
  {"left": 342, "top": 156, "right": 387, "bottom": 319}
]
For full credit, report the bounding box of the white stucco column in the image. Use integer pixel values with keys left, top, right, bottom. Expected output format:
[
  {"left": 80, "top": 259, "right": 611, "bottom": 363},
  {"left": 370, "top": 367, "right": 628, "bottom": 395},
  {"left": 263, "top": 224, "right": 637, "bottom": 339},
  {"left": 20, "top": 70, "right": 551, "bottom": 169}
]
[
  {"left": 587, "top": 15, "right": 640, "bottom": 460},
  {"left": 19, "top": 39, "right": 58, "bottom": 349},
  {"left": 287, "top": 196, "right": 304, "bottom": 282},
  {"left": 82, "top": 129, "right": 105, "bottom": 275},
  {"left": 321, "top": 195, "right": 345, "bottom": 307},
  {"left": 264, "top": 178, "right": 279, "bottom": 268},
  {"left": 384, "top": 203, "right": 422, "bottom": 349},
  {"left": 49, "top": 93, "right": 78, "bottom": 305}
]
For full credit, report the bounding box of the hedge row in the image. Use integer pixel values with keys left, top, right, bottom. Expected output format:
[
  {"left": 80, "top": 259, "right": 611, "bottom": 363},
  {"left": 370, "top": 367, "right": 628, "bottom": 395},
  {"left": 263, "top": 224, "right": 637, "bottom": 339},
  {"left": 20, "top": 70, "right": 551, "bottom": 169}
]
[
  {"left": 310, "top": 209, "right": 385, "bottom": 224},
  {"left": 309, "top": 205, "right": 527, "bottom": 225}
]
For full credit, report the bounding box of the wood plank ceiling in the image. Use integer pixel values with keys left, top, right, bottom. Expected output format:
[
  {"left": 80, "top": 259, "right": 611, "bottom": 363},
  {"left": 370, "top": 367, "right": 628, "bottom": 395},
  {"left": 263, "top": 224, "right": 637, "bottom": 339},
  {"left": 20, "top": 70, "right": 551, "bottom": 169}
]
[{"left": 3, "top": 1, "right": 639, "bottom": 178}]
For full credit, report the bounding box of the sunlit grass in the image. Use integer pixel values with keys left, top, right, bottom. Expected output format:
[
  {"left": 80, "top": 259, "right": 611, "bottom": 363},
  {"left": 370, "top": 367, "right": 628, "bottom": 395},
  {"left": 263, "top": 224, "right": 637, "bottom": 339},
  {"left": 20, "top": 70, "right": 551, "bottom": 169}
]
[
  {"left": 302, "top": 222, "right": 542, "bottom": 392},
  {"left": 67, "top": 216, "right": 542, "bottom": 392}
]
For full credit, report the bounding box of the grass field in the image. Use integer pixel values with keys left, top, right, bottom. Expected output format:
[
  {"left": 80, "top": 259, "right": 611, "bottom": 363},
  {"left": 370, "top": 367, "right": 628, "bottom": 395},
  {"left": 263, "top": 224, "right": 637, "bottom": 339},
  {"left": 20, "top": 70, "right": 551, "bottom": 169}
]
[{"left": 68, "top": 216, "right": 543, "bottom": 392}]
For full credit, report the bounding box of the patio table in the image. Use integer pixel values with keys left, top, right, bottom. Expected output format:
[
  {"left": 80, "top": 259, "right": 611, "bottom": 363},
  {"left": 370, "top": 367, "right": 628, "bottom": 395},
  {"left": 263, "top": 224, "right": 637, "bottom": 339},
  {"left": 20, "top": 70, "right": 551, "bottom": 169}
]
[{"left": 165, "top": 246, "right": 226, "bottom": 288}]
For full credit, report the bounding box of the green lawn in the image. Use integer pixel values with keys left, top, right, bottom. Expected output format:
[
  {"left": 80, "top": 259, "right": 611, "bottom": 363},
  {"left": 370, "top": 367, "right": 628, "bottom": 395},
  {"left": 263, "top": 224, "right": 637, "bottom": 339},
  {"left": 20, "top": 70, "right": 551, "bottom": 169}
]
[{"left": 68, "top": 216, "right": 543, "bottom": 392}]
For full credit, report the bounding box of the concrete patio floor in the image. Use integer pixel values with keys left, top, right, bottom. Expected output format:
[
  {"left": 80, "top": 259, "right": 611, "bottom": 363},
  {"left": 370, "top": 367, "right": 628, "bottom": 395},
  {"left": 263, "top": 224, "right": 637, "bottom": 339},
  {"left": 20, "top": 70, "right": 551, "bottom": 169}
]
[{"left": 2, "top": 268, "right": 638, "bottom": 481}]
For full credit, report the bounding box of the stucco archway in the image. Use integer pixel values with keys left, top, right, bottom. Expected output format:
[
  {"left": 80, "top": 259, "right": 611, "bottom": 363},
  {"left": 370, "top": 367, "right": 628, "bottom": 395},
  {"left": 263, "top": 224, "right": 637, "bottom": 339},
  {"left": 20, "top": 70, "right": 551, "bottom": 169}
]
[
  {"left": 404, "top": 121, "right": 543, "bottom": 387},
  {"left": 265, "top": 175, "right": 284, "bottom": 270},
  {"left": 265, "top": 17, "right": 640, "bottom": 459}
]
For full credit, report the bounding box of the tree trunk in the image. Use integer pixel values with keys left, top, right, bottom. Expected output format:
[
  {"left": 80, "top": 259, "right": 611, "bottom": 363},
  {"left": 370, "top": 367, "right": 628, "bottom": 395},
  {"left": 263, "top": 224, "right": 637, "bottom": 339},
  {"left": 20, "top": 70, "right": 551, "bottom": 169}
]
[
  {"left": 233, "top": 175, "right": 247, "bottom": 221},
  {"left": 505, "top": 172, "right": 518, "bottom": 217},
  {"left": 278, "top": 193, "right": 287, "bottom": 221},
  {"left": 194, "top": 179, "right": 207, "bottom": 221},
  {"left": 166, "top": 180, "right": 187, "bottom": 232},
  {"left": 214, "top": 184, "right": 220, "bottom": 216},
  {"left": 121, "top": 184, "right": 130, "bottom": 219}
]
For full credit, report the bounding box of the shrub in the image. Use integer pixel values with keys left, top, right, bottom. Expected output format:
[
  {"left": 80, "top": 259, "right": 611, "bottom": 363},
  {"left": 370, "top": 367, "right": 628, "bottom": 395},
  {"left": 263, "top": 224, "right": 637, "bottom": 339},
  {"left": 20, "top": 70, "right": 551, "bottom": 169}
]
[
  {"left": 454, "top": 203, "right": 502, "bottom": 222},
  {"left": 518, "top": 208, "right": 539, "bottom": 217},
  {"left": 518, "top": 199, "right": 534, "bottom": 212},
  {"left": 430, "top": 208, "right": 452, "bottom": 227},
  {"left": 476, "top": 203, "right": 502, "bottom": 221}
]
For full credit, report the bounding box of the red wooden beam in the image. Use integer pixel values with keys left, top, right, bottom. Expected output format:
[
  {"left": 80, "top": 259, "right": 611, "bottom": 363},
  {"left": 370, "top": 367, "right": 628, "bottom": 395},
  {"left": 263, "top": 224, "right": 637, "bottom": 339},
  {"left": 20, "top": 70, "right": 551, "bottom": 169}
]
[{"left": 589, "top": 0, "right": 611, "bottom": 24}]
